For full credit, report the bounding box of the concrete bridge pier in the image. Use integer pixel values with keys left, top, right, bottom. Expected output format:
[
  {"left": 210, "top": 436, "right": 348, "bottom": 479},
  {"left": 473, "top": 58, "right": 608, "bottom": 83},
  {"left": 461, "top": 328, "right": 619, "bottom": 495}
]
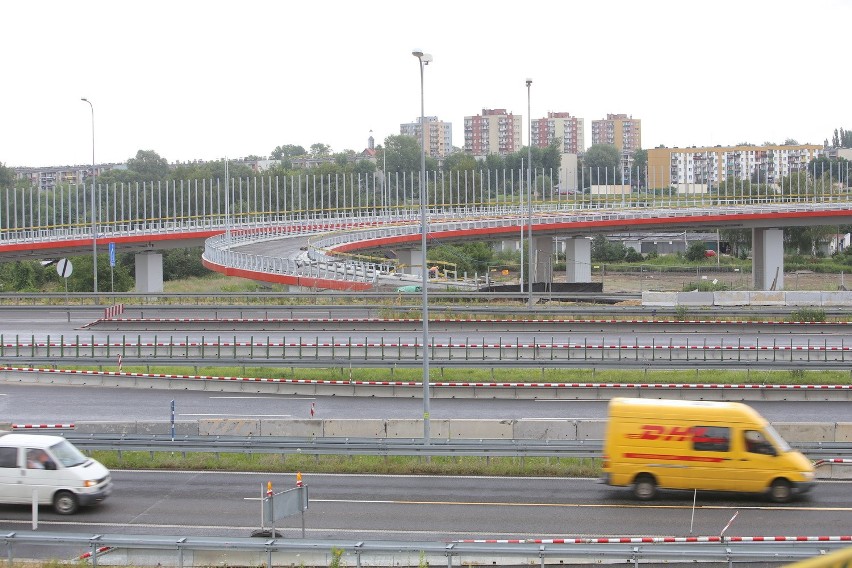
[
  {"left": 563, "top": 237, "right": 592, "bottom": 283},
  {"left": 396, "top": 249, "right": 425, "bottom": 277},
  {"left": 499, "top": 240, "right": 518, "bottom": 252},
  {"left": 752, "top": 228, "right": 784, "bottom": 290},
  {"left": 533, "top": 236, "right": 554, "bottom": 284},
  {"left": 135, "top": 251, "right": 164, "bottom": 293}
]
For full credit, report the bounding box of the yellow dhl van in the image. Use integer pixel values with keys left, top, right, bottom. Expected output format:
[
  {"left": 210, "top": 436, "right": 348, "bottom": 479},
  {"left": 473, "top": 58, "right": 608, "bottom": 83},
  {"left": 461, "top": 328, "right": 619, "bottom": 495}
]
[{"left": 602, "top": 397, "right": 815, "bottom": 502}]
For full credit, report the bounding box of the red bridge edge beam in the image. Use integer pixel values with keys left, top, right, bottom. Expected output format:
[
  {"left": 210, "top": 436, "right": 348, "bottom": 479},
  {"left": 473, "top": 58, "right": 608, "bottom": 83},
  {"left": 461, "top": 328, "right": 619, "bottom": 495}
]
[
  {"left": 332, "top": 209, "right": 852, "bottom": 253},
  {"left": 201, "top": 258, "right": 372, "bottom": 292}
]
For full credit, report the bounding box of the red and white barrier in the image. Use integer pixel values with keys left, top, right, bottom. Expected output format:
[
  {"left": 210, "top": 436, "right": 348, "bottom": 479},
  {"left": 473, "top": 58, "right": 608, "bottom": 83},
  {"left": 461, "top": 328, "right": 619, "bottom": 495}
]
[
  {"left": 814, "top": 458, "right": 852, "bottom": 467},
  {"left": 78, "top": 316, "right": 852, "bottom": 326},
  {"left": 103, "top": 304, "right": 125, "bottom": 319},
  {"left": 12, "top": 423, "right": 75, "bottom": 430},
  {"left": 2, "top": 366, "right": 852, "bottom": 392},
  {"left": 76, "top": 546, "right": 112, "bottom": 560},
  {"left": 454, "top": 535, "right": 852, "bottom": 544}
]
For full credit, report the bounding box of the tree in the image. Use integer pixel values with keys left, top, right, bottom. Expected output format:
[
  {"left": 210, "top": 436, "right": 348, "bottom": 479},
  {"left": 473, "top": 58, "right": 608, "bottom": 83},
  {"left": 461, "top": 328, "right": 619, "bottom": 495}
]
[
  {"left": 720, "top": 229, "right": 750, "bottom": 259},
  {"left": 382, "top": 135, "right": 421, "bottom": 174},
  {"left": 428, "top": 242, "right": 493, "bottom": 275},
  {"left": 784, "top": 138, "right": 799, "bottom": 146},
  {"left": 786, "top": 226, "right": 835, "bottom": 256},
  {"left": 310, "top": 143, "right": 331, "bottom": 158},
  {"left": 631, "top": 149, "right": 647, "bottom": 188},
  {"left": 127, "top": 150, "right": 170, "bottom": 181},
  {"left": 170, "top": 160, "right": 253, "bottom": 181},
  {"left": 591, "top": 234, "right": 628, "bottom": 262},
  {"left": 0, "top": 162, "right": 13, "bottom": 188},
  {"left": 808, "top": 156, "right": 850, "bottom": 184},
  {"left": 270, "top": 145, "right": 306, "bottom": 160},
  {"left": 581, "top": 144, "right": 621, "bottom": 186},
  {"left": 162, "top": 248, "right": 209, "bottom": 281},
  {"left": 685, "top": 242, "right": 709, "bottom": 262}
]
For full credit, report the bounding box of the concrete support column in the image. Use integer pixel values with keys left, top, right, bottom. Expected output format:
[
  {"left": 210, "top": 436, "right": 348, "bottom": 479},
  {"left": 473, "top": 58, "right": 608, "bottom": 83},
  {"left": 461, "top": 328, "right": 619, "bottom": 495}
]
[
  {"left": 564, "top": 237, "right": 591, "bottom": 283},
  {"left": 534, "top": 236, "right": 554, "bottom": 284},
  {"left": 396, "top": 249, "right": 425, "bottom": 277},
  {"left": 752, "top": 228, "right": 784, "bottom": 290},
  {"left": 135, "top": 251, "right": 164, "bottom": 293},
  {"left": 499, "top": 240, "right": 519, "bottom": 253}
]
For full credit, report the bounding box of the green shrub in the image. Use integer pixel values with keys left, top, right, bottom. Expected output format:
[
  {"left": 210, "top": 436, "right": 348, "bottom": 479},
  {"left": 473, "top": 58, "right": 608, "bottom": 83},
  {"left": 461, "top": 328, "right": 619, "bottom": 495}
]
[{"left": 788, "top": 308, "right": 826, "bottom": 322}]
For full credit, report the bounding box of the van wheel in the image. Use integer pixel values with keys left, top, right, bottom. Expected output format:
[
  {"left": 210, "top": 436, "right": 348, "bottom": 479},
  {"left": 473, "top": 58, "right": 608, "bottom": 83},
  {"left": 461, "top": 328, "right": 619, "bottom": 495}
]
[
  {"left": 769, "top": 479, "right": 792, "bottom": 503},
  {"left": 53, "top": 491, "right": 79, "bottom": 515},
  {"left": 633, "top": 475, "right": 657, "bottom": 500}
]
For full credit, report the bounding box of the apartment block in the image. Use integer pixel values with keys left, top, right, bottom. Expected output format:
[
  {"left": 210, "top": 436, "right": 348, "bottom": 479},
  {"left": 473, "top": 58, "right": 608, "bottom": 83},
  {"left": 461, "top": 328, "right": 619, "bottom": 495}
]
[
  {"left": 14, "top": 164, "right": 115, "bottom": 191},
  {"left": 591, "top": 113, "right": 642, "bottom": 153},
  {"left": 646, "top": 144, "right": 824, "bottom": 189},
  {"left": 464, "top": 109, "right": 522, "bottom": 157},
  {"left": 531, "top": 112, "right": 585, "bottom": 154},
  {"left": 400, "top": 116, "right": 453, "bottom": 159}
]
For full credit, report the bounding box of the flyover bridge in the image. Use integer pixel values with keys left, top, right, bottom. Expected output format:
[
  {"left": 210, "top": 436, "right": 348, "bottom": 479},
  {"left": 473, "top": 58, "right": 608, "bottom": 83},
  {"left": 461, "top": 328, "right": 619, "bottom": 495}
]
[{"left": 0, "top": 167, "right": 849, "bottom": 292}]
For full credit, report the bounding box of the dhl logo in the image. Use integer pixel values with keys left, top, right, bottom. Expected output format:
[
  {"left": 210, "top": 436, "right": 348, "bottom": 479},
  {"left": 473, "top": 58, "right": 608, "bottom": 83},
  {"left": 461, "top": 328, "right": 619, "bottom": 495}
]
[{"left": 626, "top": 424, "right": 725, "bottom": 444}]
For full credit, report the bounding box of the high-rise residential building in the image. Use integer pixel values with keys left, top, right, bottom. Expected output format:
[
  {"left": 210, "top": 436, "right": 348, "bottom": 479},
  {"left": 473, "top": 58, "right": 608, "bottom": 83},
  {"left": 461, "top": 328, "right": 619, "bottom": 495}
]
[
  {"left": 591, "top": 113, "right": 642, "bottom": 153},
  {"left": 646, "top": 144, "right": 823, "bottom": 189},
  {"left": 399, "top": 116, "right": 453, "bottom": 159},
  {"left": 531, "top": 112, "right": 585, "bottom": 154},
  {"left": 464, "top": 109, "right": 522, "bottom": 157}
]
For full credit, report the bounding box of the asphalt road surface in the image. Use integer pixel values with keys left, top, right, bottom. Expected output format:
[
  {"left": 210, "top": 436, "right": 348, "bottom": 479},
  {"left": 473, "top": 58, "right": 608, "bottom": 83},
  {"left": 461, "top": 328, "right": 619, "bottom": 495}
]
[{"left": 1, "top": 384, "right": 849, "bottom": 423}]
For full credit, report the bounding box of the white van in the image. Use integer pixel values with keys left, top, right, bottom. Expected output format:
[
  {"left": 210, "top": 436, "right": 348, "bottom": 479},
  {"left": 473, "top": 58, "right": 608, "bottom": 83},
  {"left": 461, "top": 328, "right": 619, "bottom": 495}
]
[{"left": 0, "top": 432, "right": 112, "bottom": 514}]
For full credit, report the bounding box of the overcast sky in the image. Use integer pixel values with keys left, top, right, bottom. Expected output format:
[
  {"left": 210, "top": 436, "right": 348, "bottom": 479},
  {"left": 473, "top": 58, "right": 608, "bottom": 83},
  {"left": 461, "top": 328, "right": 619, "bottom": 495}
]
[{"left": 2, "top": 0, "right": 849, "bottom": 168}]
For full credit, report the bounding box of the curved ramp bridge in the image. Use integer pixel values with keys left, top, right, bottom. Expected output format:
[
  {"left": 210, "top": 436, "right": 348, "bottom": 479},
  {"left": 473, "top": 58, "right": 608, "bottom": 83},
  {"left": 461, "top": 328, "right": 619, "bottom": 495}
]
[{"left": 0, "top": 165, "right": 849, "bottom": 292}]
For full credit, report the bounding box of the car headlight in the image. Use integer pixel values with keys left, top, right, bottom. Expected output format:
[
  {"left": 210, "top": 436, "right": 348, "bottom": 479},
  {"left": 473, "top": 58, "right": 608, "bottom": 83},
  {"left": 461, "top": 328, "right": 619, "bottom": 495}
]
[
  {"left": 801, "top": 471, "right": 815, "bottom": 480},
  {"left": 84, "top": 480, "right": 97, "bottom": 488}
]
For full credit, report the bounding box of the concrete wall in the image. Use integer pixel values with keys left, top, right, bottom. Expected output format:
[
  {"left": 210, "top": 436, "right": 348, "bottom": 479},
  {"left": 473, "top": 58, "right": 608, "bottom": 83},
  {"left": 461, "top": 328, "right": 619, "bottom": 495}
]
[
  {"left": 13, "top": 418, "right": 841, "bottom": 444},
  {"left": 644, "top": 290, "right": 852, "bottom": 307}
]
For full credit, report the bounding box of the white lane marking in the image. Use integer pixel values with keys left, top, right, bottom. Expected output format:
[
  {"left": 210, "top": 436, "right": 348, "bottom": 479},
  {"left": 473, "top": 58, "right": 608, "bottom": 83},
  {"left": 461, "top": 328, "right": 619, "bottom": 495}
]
[
  {"left": 0, "top": 519, "right": 612, "bottom": 537},
  {"left": 178, "top": 413, "right": 292, "bottom": 417},
  {"left": 208, "top": 396, "right": 314, "bottom": 400}
]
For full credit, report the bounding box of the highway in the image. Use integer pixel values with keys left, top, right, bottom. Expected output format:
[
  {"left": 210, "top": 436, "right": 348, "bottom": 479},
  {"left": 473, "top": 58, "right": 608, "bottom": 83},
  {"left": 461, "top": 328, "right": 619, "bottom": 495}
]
[
  {"left": 2, "top": 303, "right": 851, "bottom": 564},
  {"left": 1, "top": 384, "right": 850, "bottom": 424},
  {"left": 2, "top": 305, "right": 851, "bottom": 348},
  {"left": 1, "top": 472, "right": 850, "bottom": 541}
]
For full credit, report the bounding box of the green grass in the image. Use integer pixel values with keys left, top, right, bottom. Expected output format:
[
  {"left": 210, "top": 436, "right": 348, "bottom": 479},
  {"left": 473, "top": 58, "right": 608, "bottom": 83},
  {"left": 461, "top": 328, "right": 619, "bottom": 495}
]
[
  {"left": 92, "top": 365, "right": 851, "bottom": 385},
  {"left": 93, "top": 451, "right": 602, "bottom": 478}
]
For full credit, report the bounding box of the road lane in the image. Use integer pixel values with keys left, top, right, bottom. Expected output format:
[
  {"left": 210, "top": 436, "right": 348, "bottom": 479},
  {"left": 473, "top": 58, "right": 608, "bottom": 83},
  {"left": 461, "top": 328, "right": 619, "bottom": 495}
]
[
  {"left": 0, "top": 471, "right": 848, "bottom": 541},
  {"left": 0, "top": 384, "right": 849, "bottom": 423}
]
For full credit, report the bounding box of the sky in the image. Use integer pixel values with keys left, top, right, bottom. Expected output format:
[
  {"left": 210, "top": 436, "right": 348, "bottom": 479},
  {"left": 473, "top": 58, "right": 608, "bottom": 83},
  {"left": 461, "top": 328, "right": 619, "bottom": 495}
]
[{"left": 2, "top": 0, "right": 850, "bottom": 168}]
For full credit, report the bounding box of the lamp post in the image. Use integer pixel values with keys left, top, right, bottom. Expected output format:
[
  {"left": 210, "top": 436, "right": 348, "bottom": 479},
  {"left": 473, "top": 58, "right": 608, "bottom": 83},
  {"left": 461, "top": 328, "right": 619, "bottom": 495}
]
[
  {"left": 412, "top": 49, "right": 432, "bottom": 444},
  {"left": 526, "top": 79, "right": 533, "bottom": 308},
  {"left": 81, "top": 97, "right": 97, "bottom": 293}
]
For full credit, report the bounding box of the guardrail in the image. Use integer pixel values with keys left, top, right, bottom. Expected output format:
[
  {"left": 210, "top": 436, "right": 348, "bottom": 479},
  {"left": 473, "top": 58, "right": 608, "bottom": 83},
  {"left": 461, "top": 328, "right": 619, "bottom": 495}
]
[
  {"left": 53, "top": 434, "right": 852, "bottom": 462},
  {"left": 4, "top": 530, "right": 851, "bottom": 567},
  {"left": 4, "top": 335, "right": 852, "bottom": 370}
]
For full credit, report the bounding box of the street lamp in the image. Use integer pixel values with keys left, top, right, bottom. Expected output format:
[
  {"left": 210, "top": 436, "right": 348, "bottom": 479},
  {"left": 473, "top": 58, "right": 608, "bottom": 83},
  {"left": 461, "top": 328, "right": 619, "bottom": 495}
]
[
  {"left": 412, "top": 49, "right": 432, "bottom": 444},
  {"left": 526, "top": 79, "right": 533, "bottom": 308},
  {"left": 81, "top": 97, "right": 97, "bottom": 293}
]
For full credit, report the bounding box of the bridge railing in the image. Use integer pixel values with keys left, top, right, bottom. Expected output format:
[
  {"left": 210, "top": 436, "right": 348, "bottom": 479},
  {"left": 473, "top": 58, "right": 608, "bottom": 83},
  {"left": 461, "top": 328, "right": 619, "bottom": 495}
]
[{"left": 2, "top": 164, "right": 849, "bottom": 240}]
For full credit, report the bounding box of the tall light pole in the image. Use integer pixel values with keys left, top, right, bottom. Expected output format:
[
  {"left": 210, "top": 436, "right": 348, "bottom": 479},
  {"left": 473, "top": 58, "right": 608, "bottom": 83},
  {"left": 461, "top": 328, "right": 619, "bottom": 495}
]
[
  {"left": 412, "top": 49, "right": 432, "bottom": 444},
  {"left": 81, "top": 97, "right": 97, "bottom": 293},
  {"left": 526, "top": 79, "right": 533, "bottom": 308}
]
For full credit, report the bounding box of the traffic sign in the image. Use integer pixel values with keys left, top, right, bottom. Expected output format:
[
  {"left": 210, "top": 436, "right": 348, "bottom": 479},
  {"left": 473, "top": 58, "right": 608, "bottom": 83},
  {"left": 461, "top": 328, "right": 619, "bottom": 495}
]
[
  {"left": 109, "top": 242, "right": 116, "bottom": 267},
  {"left": 56, "top": 258, "right": 73, "bottom": 278}
]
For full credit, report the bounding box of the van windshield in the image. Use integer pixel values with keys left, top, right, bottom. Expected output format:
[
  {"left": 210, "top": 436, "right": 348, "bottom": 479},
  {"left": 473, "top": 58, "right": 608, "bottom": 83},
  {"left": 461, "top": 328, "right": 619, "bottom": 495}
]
[
  {"left": 764, "top": 424, "right": 792, "bottom": 453},
  {"left": 49, "top": 440, "right": 89, "bottom": 468}
]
